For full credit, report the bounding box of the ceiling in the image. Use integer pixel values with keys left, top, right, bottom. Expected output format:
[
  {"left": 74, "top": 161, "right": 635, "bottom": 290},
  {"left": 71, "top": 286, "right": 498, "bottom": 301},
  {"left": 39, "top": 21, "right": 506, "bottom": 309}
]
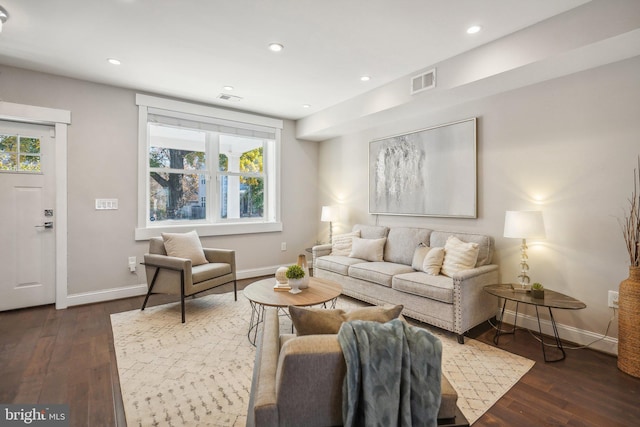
[{"left": 0, "top": 0, "right": 590, "bottom": 120}]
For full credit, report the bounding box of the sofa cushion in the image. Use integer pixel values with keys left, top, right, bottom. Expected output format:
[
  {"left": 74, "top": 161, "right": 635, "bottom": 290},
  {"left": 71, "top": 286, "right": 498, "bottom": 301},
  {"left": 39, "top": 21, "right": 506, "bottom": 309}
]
[
  {"left": 349, "top": 237, "right": 386, "bottom": 261},
  {"left": 331, "top": 230, "right": 361, "bottom": 256},
  {"left": 289, "top": 305, "right": 404, "bottom": 336},
  {"left": 349, "top": 262, "right": 415, "bottom": 287},
  {"left": 316, "top": 255, "right": 366, "bottom": 276},
  {"left": 161, "top": 230, "right": 208, "bottom": 266},
  {"left": 353, "top": 224, "right": 389, "bottom": 239},
  {"left": 441, "top": 236, "right": 479, "bottom": 277},
  {"left": 384, "top": 227, "right": 431, "bottom": 265},
  {"left": 430, "top": 231, "right": 493, "bottom": 266},
  {"left": 392, "top": 272, "right": 454, "bottom": 304}
]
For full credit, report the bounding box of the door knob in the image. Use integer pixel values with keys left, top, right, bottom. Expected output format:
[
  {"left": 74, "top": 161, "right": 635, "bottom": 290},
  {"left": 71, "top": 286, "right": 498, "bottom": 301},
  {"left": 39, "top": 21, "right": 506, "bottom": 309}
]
[{"left": 35, "top": 222, "right": 54, "bottom": 229}]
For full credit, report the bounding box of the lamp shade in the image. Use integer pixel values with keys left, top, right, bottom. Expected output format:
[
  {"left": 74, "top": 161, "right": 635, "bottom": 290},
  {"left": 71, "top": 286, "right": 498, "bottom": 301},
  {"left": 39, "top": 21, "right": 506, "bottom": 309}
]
[
  {"left": 504, "top": 210, "right": 546, "bottom": 239},
  {"left": 321, "top": 206, "right": 333, "bottom": 222}
]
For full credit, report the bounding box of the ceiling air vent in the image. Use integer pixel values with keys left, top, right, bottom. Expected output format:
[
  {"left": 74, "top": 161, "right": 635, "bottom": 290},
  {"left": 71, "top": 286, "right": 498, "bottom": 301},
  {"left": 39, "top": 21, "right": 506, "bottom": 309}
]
[
  {"left": 410, "top": 68, "right": 436, "bottom": 95},
  {"left": 216, "top": 93, "right": 243, "bottom": 102}
]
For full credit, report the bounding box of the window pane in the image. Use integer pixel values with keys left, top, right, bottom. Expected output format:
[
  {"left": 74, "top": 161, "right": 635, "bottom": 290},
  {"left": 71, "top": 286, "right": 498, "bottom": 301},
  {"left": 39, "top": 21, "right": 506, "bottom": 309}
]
[
  {"left": 150, "top": 147, "right": 205, "bottom": 170},
  {"left": 19, "top": 154, "right": 41, "bottom": 172},
  {"left": 20, "top": 137, "right": 40, "bottom": 154},
  {"left": 240, "top": 147, "right": 263, "bottom": 173},
  {"left": 0, "top": 152, "right": 17, "bottom": 171},
  {"left": 149, "top": 172, "right": 206, "bottom": 221},
  {"left": 0, "top": 135, "right": 17, "bottom": 152},
  {"left": 219, "top": 153, "right": 228, "bottom": 172},
  {"left": 220, "top": 175, "right": 264, "bottom": 219}
]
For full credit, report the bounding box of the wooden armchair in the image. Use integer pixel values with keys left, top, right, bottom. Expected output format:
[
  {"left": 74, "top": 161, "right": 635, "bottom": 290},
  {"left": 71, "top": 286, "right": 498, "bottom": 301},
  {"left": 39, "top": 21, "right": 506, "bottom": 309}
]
[{"left": 141, "top": 234, "right": 237, "bottom": 322}]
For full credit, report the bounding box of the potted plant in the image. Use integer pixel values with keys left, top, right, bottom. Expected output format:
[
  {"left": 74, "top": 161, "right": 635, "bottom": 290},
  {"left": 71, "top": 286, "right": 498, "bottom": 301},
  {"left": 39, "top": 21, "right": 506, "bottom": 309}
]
[
  {"left": 286, "top": 264, "right": 306, "bottom": 294},
  {"left": 531, "top": 282, "right": 544, "bottom": 299}
]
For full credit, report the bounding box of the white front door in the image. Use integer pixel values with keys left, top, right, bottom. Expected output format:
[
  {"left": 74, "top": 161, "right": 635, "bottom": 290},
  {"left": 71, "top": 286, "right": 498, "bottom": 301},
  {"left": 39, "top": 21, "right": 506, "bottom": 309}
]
[{"left": 0, "top": 120, "right": 56, "bottom": 311}]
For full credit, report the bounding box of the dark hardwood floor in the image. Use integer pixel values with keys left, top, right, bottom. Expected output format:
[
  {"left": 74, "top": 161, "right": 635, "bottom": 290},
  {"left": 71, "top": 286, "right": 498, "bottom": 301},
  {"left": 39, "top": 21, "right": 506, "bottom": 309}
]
[{"left": 1, "top": 277, "right": 638, "bottom": 427}]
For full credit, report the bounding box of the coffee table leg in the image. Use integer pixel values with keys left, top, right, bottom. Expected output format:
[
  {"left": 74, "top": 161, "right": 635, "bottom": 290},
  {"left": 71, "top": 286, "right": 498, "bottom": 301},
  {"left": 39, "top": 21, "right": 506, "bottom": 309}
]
[{"left": 247, "top": 300, "right": 264, "bottom": 346}]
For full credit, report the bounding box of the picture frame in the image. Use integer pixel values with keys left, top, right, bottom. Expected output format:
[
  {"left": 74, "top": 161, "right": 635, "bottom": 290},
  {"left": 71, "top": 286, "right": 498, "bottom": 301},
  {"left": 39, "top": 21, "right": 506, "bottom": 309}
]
[{"left": 369, "top": 117, "right": 477, "bottom": 218}]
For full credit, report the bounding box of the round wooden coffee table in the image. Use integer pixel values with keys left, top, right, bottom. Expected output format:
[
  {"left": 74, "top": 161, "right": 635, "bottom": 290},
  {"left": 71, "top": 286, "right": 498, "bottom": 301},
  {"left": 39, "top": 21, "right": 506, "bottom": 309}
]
[{"left": 243, "top": 276, "right": 342, "bottom": 345}]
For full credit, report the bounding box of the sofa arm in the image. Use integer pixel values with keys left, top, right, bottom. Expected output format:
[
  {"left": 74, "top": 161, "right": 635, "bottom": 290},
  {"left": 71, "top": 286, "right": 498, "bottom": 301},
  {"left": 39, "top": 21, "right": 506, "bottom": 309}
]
[
  {"left": 452, "top": 264, "right": 500, "bottom": 336},
  {"left": 312, "top": 244, "right": 332, "bottom": 269},
  {"left": 248, "top": 308, "right": 280, "bottom": 426}
]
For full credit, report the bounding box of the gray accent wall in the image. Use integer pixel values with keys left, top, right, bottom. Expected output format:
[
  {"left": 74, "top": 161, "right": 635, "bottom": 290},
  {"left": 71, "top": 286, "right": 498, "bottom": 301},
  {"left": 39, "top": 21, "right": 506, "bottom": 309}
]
[{"left": 0, "top": 65, "right": 319, "bottom": 296}]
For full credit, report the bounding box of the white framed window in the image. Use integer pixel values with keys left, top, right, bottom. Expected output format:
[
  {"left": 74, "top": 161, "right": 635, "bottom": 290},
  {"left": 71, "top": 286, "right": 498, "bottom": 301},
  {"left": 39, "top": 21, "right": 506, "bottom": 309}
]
[
  {"left": 0, "top": 133, "right": 42, "bottom": 173},
  {"left": 135, "top": 94, "right": 282, "bottom": 240}
]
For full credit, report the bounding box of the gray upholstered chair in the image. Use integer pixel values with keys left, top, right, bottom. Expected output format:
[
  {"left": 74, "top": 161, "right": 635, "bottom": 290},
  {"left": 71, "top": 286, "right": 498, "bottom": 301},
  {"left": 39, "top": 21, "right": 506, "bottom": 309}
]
[{"left": 141, "top": 236, "right": 237, "bottom": 322}]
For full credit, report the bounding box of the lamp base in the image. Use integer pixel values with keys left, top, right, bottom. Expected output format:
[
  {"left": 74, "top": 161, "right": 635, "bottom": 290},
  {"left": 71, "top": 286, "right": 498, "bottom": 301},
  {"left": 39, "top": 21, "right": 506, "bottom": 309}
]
[{"left": 510, "top": 283, "right": 531, "bottom": 293}]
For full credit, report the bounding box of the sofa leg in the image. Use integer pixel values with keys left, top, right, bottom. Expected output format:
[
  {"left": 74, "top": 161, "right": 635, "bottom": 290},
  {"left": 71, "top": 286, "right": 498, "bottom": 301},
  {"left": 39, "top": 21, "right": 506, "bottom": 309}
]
[
  {"left": 457, "top": 334, "right": 465, "bottom": 344},
  {"left": 233, "top": 280, "right": 237, "bottom": 301}
]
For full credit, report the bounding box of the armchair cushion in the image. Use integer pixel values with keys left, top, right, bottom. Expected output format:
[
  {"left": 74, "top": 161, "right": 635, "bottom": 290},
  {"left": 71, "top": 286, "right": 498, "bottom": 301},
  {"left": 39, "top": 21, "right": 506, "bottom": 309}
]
[
  {"left": 161, "top": 230, "right": 208, "bottom": 266},
  {"left": 289, "top": 304, "right": 403, "bottom": 336}
]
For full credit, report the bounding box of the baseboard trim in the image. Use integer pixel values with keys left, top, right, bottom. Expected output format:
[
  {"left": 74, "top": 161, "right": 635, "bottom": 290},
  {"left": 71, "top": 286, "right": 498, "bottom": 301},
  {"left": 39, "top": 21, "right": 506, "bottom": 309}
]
[
  {"left": 500, "top": 309, "right": 618, "bottom": 356},
  {"left": 66, "top": 284, "right": 148, "bottom": 307},
  {"left": 64, "top": 266, "right": 281, "bottom": 307}
]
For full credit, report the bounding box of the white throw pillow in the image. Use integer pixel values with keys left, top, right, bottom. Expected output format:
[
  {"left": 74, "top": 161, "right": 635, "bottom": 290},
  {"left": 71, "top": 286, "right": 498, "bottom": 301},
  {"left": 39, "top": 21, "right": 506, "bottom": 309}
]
[
  {"left": 422, "top": 247, "right": 445, "bottom": 275},
  {"left": 331, "top": 231, "right": 361, "bottom": 256},
  {"left": 349, "top": 237, "right": 386, "bottom": 262},
  {"left": 411, "top": 243, "right": 431, "bottom": 270},
  {"left": 161, "top": 230, "right": 209, "bottom": 266},
  {"left": 441, "top": 236, "right": 479, "bottom": 277}
]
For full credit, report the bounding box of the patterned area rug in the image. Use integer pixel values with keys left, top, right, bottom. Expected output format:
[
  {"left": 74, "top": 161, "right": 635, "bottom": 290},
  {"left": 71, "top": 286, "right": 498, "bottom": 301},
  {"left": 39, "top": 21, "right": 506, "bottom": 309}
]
[{"left": 111, "top": 291, "right": 534, "bottom": 426}]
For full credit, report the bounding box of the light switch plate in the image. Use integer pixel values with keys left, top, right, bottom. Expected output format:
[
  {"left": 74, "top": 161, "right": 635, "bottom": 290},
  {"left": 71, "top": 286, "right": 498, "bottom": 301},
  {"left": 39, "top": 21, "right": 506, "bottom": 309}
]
[{"left": 96, "top": 199, "right": 118, "bottom": 210}]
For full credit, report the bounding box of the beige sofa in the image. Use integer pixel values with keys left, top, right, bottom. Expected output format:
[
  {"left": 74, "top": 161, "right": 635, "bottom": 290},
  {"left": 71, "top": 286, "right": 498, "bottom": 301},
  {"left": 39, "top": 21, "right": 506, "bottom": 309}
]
[
  {"left": 313, "top": 224, "right": 499, "bottom": 343},
  {"left": 246, "top": 308, "right": 468, "bottom": 427}
]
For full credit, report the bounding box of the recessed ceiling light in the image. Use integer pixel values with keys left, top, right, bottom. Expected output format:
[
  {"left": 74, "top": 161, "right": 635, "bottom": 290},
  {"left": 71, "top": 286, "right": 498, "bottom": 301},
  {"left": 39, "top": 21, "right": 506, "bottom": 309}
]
[
  {"left": 107, "top": 58, "right": 121, "bottom": 65},
  {"left": 302, "top": 104, "right": 311, "bottom": 109},
  {"left": 268, "top": 43, "right": 284, "bottom": 52},
  {"left": 360, "top": 75, "right": 371, "bottom": 82},
  {"left": 223, "top": 85, "right": 234, "bottom": 91},
  {"left": 466, "top": 25, "right": 482, "bottom": 34}
]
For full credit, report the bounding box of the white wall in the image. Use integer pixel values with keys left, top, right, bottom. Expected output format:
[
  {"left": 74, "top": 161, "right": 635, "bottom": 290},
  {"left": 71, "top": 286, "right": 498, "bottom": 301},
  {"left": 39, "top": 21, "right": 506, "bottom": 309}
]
[
  {"left": 317, "top": 56, "right": 640, "bottom": 353},
  {"left": 0, "top": 65, "right": 319, "bottom": 302}
]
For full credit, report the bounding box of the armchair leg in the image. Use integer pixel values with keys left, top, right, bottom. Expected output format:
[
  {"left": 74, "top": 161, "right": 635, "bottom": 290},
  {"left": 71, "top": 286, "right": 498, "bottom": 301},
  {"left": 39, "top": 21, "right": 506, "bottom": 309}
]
[
  {"left": 141, "top": 268, "right": 160, "bottom": 311},
  {"left": 233, "top": 280, "right": 237, "bottom": 301}
]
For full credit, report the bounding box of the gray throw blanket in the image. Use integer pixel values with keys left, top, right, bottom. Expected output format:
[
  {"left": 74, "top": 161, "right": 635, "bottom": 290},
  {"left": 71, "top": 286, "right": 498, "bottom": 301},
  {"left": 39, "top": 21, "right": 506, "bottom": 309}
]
[{"left": 337, "top": 319, "right": 442, "bottom": 427}]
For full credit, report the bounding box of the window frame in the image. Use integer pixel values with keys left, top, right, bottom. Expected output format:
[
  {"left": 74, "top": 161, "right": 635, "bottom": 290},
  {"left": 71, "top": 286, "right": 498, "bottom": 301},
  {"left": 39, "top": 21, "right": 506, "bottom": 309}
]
[{"left": 135, "top": 94, "right": 283, "bottom": 240}]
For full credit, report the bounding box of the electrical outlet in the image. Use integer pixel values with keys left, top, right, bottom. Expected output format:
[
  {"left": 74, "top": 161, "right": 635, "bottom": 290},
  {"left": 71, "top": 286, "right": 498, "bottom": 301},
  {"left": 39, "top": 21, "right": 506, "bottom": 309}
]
[
  {"left": 608, "top": 290, "right": 619, "bottom": 308},
  {"left": 281, "top": 242, "right": 287, "bottom": 251},
  {"left": 128, "top": 256, "right": 137, "bottom": 273}
]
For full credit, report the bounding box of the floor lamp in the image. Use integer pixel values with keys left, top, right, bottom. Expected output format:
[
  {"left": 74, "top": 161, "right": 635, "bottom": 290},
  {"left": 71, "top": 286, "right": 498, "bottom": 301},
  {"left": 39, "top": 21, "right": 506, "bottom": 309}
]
[
  {"left": 321, "top": 206, "right": 335, "bottom": 243},
  {"left": 504, "top": 210, "right": 546, "bottom": 290}
]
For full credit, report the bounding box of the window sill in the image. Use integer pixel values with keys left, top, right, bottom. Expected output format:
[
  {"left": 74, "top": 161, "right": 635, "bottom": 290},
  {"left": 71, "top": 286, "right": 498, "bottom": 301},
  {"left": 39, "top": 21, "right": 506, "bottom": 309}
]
[{"left": 134, "top": 221, "right": 283, "bottom": 241}]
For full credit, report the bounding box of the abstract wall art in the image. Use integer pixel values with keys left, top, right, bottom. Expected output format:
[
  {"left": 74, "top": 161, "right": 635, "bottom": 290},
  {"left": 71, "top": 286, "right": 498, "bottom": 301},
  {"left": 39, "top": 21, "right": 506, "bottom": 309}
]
[{"left": 369, "top": 117, "right": 477, "bottom": 218}]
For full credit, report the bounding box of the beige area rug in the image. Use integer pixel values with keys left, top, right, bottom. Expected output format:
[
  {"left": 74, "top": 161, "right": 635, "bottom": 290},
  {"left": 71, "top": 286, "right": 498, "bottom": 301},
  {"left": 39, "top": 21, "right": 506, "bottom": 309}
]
[{"left": 111, "top": 292, "right": 534, "bottom": 426}]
